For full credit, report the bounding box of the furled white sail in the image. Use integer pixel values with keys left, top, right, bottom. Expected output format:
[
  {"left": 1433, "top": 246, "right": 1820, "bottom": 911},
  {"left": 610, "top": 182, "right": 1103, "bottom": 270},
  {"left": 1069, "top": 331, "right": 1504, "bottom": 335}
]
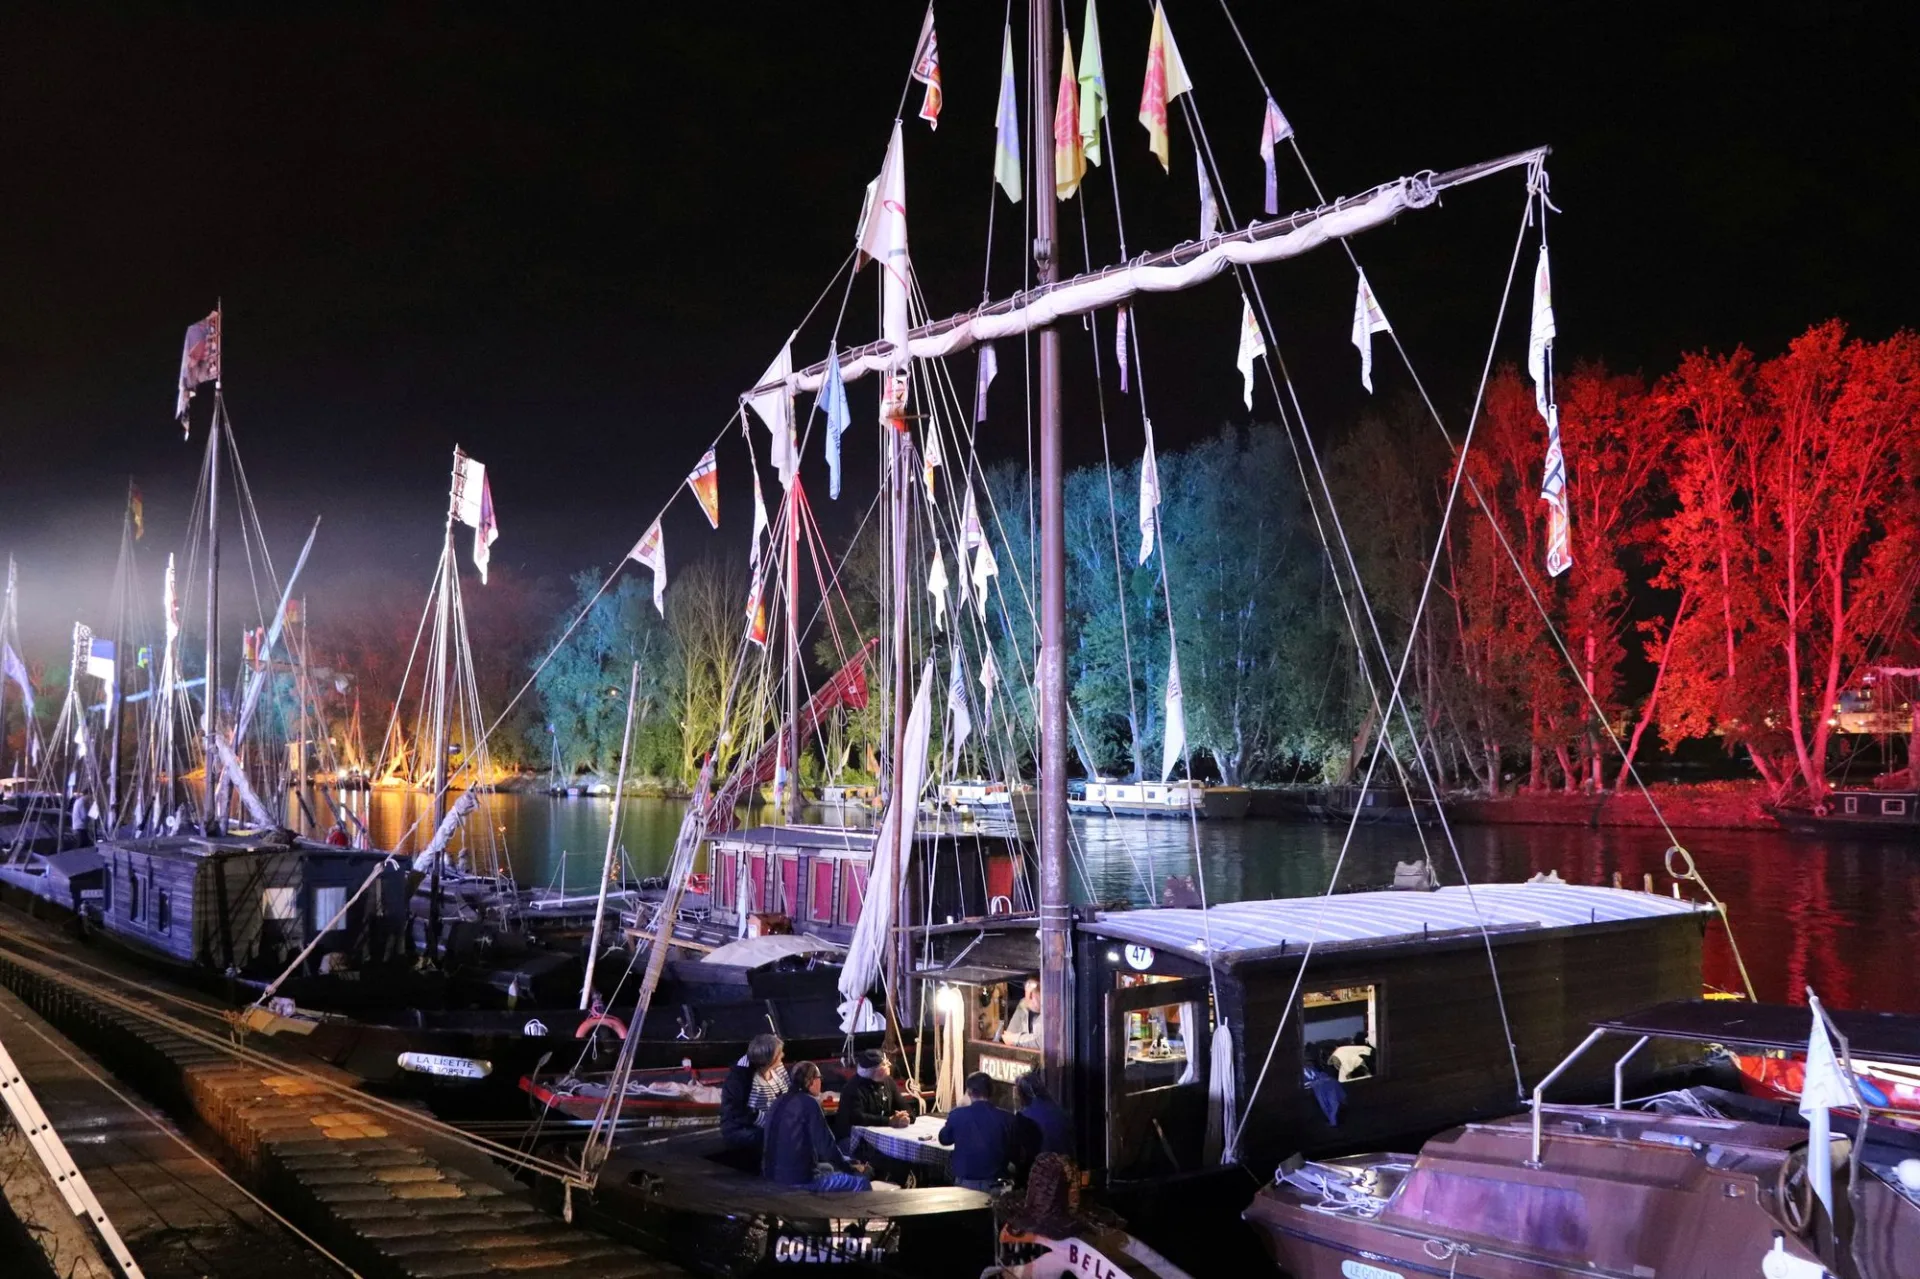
[{"left": 836, "top": 660, "right": 934, "bottom": 1033}]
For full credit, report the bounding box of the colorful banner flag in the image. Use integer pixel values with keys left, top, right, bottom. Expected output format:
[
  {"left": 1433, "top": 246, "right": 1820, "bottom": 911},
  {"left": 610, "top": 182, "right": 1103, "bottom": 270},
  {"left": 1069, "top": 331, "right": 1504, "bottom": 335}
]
[
  {"left": 993, "top": 25, "right": 1023, "bottom": 203},
  {"left": 823, "top": 345, "right": 851, "bottom": 499},
  {"left": 452, "top": 452, "right": 499, "bottom": 584},
  {"left": 1138, "top": 2, "right": 1192, "bottom": 173},
  {"left": 928, "top": 546, "right": 949, "bottom": 632},
  {"left": 175, "top": 309, "right": 221, "bottom": 431},
  {"left": 1138, "top": 419, "right": 1161, "bottom": 565},
  {"left": 747, "top": 342, "right": 798, "bottom": 489},
  {"left": 857, "top": 123, "right": 911, "bottom": 369},
  {"left": 1078, "top": 0, "right": 1108, "bottom": 167},
  {"left": 1236, "top": 298, "right": 1267, "bottom": 410},
  {"left": 130, "top": 485, "right": 144, "bottom": 540},
  {"left": 1351, "top": 272, "right": 1391, "bottom": 394},
  {"left": 1541, "top": 406, "right": 1573, "bottom": 578},
  {"left": 1054, "top": 41, "right": 1084, "bottom": 200},
  {"left": 973, "top": 342, "right": 998, "bottom": 422},
  {"left": 909, "top": 4, "right": 942, "bottom": 128},
  {"left": 1259, "top": 98, "right": 1293, "bottom": 217},
  {"left": 921, "top": 423, "right": 943, "bottom": 503},
  {"left": 971, "top": 543, "right": 998, "bottom": 620},
  {"left": 628, "top": 520, "right": 667, "bottom": 615},
  {"left": 686, "top": 448, "right": 720, "bottom": 528},
  {"left": 1196, "top": 148, "right": 1219, "bottom": 239},
  {"left": 1161, "top": 652, "right": 1186, "bottom": 781},
  {"left": 947, "top": 651, "right": 972, "bottom": 758},
  {"left": 745, "top": 573, "right": 769, "bottom": 648},
  {"left": 1116, "top": 304, "right": 1130, "bottom": 392},
  {"left": 1528, "top": 245, "right": 1556, "bottom": 420}
]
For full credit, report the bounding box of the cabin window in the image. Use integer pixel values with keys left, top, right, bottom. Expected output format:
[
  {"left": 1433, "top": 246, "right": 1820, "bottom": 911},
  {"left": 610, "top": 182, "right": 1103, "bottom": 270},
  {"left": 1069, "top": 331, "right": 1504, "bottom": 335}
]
[
  {"left": 810, "top": 861, "right": 835, "bottom": 922},
  {"left": 1121, "top": 1002, "right": 1197, "bottom": 1093},
  {"left": 778, "top": 857, "right": 799, "bottom": 917},
  {"left": 155, "top": 890, "right": 171, "bottom": 933},
  {"left": 714, "top": 850, "right": 737, "bottom": 910},
  {"left": 843, "top": 862, "right": 869, "bottom": 926},
  {"left": 262, "top": 887, "right": 298, "bottom": 921},
  {"left": 748, "top": 856, "right": 768, "bottom": 914},
  {"left": 314, "top": 886, "right": 347, "bottom": 932},
  {"left": 1844, "top": 796, "right": 1859, "bottom": 815},
  {"left": 1882, "top": 797, "right": 1908, "bottom": 817},
  {"left": 1302, "top": 984, "right": 1379, "bottom": 1084},
  {"left": 127, "top": 869, "right": 143, "bottom": 922}
]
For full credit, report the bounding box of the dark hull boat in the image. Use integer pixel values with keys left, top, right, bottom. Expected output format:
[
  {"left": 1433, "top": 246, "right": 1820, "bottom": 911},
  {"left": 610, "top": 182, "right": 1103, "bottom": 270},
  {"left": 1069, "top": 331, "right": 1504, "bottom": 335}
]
[{"left": 1770, "top": 788, "right": 1920, "bottom": 842}]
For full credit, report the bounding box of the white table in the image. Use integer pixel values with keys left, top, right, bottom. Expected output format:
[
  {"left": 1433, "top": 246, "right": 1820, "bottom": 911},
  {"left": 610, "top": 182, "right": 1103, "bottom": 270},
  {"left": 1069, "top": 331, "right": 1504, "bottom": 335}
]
[{"left": 852, "top": 1115, "right": 953, "bottom": 1174}]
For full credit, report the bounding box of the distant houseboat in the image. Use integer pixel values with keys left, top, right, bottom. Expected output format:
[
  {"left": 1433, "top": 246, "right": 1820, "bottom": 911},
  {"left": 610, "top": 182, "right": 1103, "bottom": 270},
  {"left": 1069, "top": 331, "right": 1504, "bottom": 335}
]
[
  {"left": 1068, "top": 779, "right": 1253, "bottom": 820},
  {"left": 1770, "top": 788, "right": 1919, "bottom": 840}
]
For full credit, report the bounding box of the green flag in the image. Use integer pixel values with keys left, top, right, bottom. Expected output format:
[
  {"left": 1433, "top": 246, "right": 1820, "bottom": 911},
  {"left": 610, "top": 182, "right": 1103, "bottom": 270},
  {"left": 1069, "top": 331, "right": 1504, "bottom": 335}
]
[
  {"left": 1078, "top": 0, "right": 1108, "bottom": 167},
  {"left": 994, "top": 24, "right": 1023, "bottom": 203}
]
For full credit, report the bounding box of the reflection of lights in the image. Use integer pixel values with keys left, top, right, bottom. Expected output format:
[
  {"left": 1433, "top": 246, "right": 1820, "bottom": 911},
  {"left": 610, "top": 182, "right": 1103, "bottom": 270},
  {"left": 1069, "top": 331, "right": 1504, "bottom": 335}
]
[{"left": 934, "top": 984, "right": 963, "bottom": 1016}]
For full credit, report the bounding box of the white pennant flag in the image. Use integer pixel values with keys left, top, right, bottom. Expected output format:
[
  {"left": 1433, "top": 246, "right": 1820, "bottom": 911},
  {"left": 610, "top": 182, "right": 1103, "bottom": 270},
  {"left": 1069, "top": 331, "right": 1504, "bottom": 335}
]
[
  {"left": 1352, "top": 272, "right": 1392, "bottom": 394},
  {"left": 922, "top": 424, "right": 943, "bottom": 502},
  {"left": 1138, "top": 420, "right": 1162, "bottom": 565},
  {"left": 747, "top": 342, "right": 798, "bottom": 488},
  {"left": 1799, "top": 996, "right": 1856, "bottom": 1222},
  {"left": 1160, "top": 652, "right": 1186, "bottom": 782},
  {"left": 749, "top": 471, "right": 771, "bottom": 571},
  {"left": 1196, "top": 149, "right": 1219, "bottom": 240},
  {"left": 1236, "top": 298, "right": 1266, "bottom": 410},
  {"left": 1258, "top": 97, "right": 1292, "bottom": 217},
  {"left": 928, "top": 546, "right": 949, "bottom": 632},
  {"left": 961, "top": 486, "right": 984, "bottom": 550},
  {"left": 628, "top": 520, "right": 667, "bottom": 615},
  {"left": 973, "top": 343, "right": 998, "bottom": 422},
  {"left": 452, "top": 452, "right": 499, "bottom": 584},
  {"left": 971, "top": 543, "right": 998, "bottom": 620},
  {"left": 947, "top": 653, "right": 972, "bottom": 758},
  {"left": 1116, "top": 304, "right": 1131, "bottom": 392},
  {"left": 978, "top": 650, "right": 999, "bottom": 720},
  {"left": 857, "top": 122, "right": 911, "bottom": 368},
  {"left": 1527, "top": 245, "right": 1556, "bottom": 421}
]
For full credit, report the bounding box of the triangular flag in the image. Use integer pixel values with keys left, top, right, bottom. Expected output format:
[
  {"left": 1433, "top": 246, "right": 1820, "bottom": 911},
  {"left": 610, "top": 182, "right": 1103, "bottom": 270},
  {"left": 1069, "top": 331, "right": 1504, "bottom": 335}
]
[
  {"left": 993, "top": 25, "right": 1023, "bottom": 203},
  {"left": 973, "top": 343, "right": 998, "bottom": 422},
  {"left": 1352, "top": 272, "right": 1391, "bottom": 394},
  {"left": 857, "top": 124, "right": 911, "bottom": 367},
  {"left": 1799, "top": 999, "right": 1857, "bottom": 1222},
  {"left": 1196, "top": 148, "right": 1219, "bottom": 240},
  {"left": 453, "top": 452, "right": 499, "bottom": 584},
  {"left": 978, "top": 650, "right": 999, "bottom": 720},
  {"left": 928, "top": 546, "right": 949, "bottom": 632},
  {"left": 749, "top": 470, "right": 771, "bottom": 571},
  {"left": 922, "top": 424, "right": 943, "bottom": 503},
  {"left": 1541, "top": 405, "right": 1574, "bottom": 579},
  {"left": 1259, "top": 98, "right": 1293, "bottom": 217},
  {"left": 1116, "top": 304, "right": 1131, "bottom": 392},
  {"left": 1077, "top": 0, "right": 1108, "bottom": 167},
  {"left": 747, "top": 342, "right": 798, "bottom": 488},
  {"left": 1161, "top": 653, "right": 1186, "bottom": 781},
  {"left": 947, "top": 652, "right": 972, "bottom": 758},
  {"left": 961, "top": 486, "right": 984, "bottom": 550},
  {"left": 823, "top": 345, "right": 852, "bottom": 499},
  {"left": 1528, "top": 245, "right": 1556, "bottom": 421},
  {"left": 1054, "top": 40, "right": 1084, "bottom": 201},
  {"left": 628, "top": 520, "right": 666, "bottom": 615},
  {"left": 1236, "top": 299, "right": 1266, "bottom": 410},
  {"left": 685, "top": 448, "right": 720, "bottom": 529},
  {"left": 745, "top": 573, "right": 769, "bottom": 648},
  {"left": 909, "top": 4, "right": 942, "bottom": 129},
  {"left": 971, "top": 543, "right": 998, "bottom": 620},
  {"left": 1138, "top": 420, "right": 1161, "bottom": 565},
  {"left": 1138, "top": 2, "right": 1191, "bottom": 173}
]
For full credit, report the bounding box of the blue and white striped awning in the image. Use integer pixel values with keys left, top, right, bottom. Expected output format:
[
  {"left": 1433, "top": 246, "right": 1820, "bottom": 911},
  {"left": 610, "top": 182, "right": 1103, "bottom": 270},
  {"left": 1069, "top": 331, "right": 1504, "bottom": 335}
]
[{"left": 1083, "top": 882, "right": 1712, "bottom": 960}]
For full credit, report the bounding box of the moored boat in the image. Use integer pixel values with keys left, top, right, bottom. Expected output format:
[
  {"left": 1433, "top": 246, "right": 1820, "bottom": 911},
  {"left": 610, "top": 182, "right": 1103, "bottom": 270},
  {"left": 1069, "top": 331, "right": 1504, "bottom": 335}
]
[
  {"left": 1769, "top": 787, "right": 1920, "bottom": 841},
  {"left": 1067, "top": 779, "right": 1252, "bottom": 820}
]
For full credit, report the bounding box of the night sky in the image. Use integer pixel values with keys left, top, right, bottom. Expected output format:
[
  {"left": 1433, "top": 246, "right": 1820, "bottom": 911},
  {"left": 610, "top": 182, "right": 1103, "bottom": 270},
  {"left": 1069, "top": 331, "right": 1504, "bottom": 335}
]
[{"left": 0, "top": 2, "right": 1913, "bottom": 660}]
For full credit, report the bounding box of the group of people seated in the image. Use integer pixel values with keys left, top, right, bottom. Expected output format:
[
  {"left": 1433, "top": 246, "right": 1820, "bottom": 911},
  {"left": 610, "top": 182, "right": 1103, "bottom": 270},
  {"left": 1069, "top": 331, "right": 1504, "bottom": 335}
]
[{"left": 718, "top": 1030, "right": 1070, "bottom": 1194}]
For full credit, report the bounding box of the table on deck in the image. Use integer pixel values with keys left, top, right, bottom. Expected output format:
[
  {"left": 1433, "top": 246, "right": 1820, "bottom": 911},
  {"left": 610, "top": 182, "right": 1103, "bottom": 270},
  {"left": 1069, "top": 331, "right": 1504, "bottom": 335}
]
[{"left": 853, "top": 1115, "right": 953, "bottom": 1175}]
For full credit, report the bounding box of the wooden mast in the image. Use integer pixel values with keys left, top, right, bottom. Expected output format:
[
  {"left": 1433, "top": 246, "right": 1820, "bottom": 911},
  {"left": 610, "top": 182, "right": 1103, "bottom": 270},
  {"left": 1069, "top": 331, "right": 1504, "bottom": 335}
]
[
  {"left": 108, "top": 484, "right": 132, "bottom": 825},
  {"left": 202, "top": 395, "right": 222, "bottom": 833},
  {"left": 1029, "top": 0, "right": 1073, "bottom": 1103},
  {"left": 427, "top": 450, "right": 460, "bottom": 956}
]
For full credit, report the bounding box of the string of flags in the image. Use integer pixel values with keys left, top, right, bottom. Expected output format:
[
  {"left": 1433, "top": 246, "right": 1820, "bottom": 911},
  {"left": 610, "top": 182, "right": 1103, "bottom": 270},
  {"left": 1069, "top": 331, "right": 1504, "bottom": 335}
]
[
  {"left": 1529, "top": 245, "right": 1573, "bottom": 577},
  {"left": 909, "top": 4, "right": 941, "bottom": 128}
]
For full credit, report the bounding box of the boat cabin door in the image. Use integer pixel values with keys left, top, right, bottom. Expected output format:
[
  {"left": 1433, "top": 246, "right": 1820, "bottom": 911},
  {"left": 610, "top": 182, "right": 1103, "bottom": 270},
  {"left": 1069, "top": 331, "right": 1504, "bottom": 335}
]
[{"left": 1104, "top": 976, "right": 1211, "bottom": 1180}]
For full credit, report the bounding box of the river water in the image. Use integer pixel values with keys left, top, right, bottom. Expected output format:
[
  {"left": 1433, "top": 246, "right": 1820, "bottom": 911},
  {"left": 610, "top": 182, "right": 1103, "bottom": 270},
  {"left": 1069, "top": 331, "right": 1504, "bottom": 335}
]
[{"left": 349, "top": 791, "right": 1920, "bottom": 1015}]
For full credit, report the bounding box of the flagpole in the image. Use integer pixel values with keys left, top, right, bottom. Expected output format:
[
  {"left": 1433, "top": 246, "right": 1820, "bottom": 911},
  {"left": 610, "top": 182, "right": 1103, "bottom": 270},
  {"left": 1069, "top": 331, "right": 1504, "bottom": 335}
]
[
  {"left": 0, "top": 558, "right": 12, "bottom": 781},
  {"left": 203, "top": 394, "right": 223, "bottom": 833},
  {"left": 1030, "top": 0, "right": 1073, "bottom": 1108},
  {"left": 108, "top": 480, "right": 132, "bottom": 826}
]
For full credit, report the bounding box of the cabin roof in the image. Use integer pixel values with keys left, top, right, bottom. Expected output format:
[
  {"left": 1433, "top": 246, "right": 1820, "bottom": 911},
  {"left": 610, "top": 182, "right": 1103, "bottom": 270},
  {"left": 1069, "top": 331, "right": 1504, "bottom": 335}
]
[
  {"left": 1594, "top": 999, "right": 1920, "bottom": 1066},
  {"left": 1080, "top": 882, "right": 1711, "bottom": 960},
  {"left": 98, "top": 834, "right": 388, "bottom": 860},
  {"left": 713, "top": 823, "right": 1017, "bottom": 853}
]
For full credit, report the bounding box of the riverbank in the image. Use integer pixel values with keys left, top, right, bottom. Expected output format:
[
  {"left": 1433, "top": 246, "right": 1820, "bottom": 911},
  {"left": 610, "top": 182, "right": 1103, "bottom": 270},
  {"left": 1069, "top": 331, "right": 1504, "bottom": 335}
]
[{"left": 1447, "top": 780, "right": 1777, "bottom": 832}]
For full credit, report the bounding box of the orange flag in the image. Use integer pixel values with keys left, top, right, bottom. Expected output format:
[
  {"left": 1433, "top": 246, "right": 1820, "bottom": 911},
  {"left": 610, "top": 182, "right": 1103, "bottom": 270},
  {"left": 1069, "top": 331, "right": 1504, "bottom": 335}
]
[
  {"left": 1054, "top": 41, "right": 1084, "bottom": 200},
  {"left": 1137, "top": 2, "right": 1192, "bottom": 173},
  {"left": 685, "top": 447, "right": 720, "bottom": 529}
]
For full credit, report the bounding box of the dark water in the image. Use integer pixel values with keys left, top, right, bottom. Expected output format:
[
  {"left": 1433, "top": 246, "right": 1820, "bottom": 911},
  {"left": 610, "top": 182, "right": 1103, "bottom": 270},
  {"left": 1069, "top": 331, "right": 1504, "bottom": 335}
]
[{"left": 352, "top": 791, "right": 1920, "bottom": 1015}]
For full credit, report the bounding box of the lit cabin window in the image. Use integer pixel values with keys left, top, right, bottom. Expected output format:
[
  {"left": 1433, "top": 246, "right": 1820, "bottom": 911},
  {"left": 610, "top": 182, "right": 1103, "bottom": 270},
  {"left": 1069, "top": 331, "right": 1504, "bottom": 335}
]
[
  {"left": 1303, "top": 984, "right": 1379, "bottom": 1084},
  {"left": 1883, "top": 797, "right": 1908, "bottom": 817},
  {"left": 314, "top": 886, "right": 347, "bottom": 932},
  {"left": 1121, "top": 1002, "right": 1198, "bottom": 1093},
  {"left": 262, "top": 887, "right": 298, "bottom": 921},
  {"left": 1844, "top": 796, "right": 1859, "bottom": 814}
]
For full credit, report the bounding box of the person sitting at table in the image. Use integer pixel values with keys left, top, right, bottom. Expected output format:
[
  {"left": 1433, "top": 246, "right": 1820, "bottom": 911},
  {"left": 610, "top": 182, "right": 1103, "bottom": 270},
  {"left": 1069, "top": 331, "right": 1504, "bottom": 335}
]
[
  {"left": 721, "top": 1033, "right": 783, "bottom": 1154},
  {"left": 999, "top": 978, "right": 1042, "bottom": 1048},
  {"left": 833, "top": 1049, "right": 912, "bottom": 1150},
  {"left": 1011, "top": 1071, "right": 1070, "bottom": 1178},
  {"left": 940, "top": 1071, "right": 1018, "bottom": 1192},
  {"left": 763, "top": 1062, "right": 872, "bottom": 1192}
]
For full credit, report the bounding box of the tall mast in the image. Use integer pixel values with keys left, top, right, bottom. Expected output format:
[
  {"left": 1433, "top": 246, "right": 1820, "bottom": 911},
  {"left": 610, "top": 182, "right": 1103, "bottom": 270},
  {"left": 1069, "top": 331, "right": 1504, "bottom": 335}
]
[
  {"left": 885, "top": 401, "right": 914, "bottom": 1017},
  {"left": 785, "top": 480, "right": 802, "bottom": 809},
  {"left": 203, "top": 395, "right": 223, "bottom": 832},
  {"left": 0, "top": 557, "right": 13, "bottom": 779},
  {"left": 108, "top": 483, "right": 132, "bottom": 825},
  {"left": 427, "top": 453, "right": 459, "bottom": 957},
  {"left": 1030, "top": 0, "right": 1072, "bottom": 1102}
]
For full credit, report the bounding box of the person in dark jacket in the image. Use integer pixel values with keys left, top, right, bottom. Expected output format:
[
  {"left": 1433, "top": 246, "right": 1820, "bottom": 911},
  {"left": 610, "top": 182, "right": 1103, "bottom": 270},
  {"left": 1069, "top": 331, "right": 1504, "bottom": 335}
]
[
  {"left": 833, "top": 1049, "right": 911, "bottom": 1148},
  {"left": 762, "top": 1062, "right": 871, "bottom": 1191},
  {"left": 721, "top": 1032, "right": 782, "bottom": 1154},
  {"left": 939, "top": 1072, "right": 1018, "bottom": 1191},
  {"left": 1011, "top": 1071, "right": 1070, "bottom": 1177}
]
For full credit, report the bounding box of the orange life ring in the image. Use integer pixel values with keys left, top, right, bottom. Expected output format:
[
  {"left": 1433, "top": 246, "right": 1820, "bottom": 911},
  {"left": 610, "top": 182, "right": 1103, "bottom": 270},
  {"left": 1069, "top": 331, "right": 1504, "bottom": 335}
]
[
  {"left": 575, "top": 1014, "right": 628, "bottom": 1040},
  {"left": 688, "top": 872, "right": 713, "bottom": 895}
]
